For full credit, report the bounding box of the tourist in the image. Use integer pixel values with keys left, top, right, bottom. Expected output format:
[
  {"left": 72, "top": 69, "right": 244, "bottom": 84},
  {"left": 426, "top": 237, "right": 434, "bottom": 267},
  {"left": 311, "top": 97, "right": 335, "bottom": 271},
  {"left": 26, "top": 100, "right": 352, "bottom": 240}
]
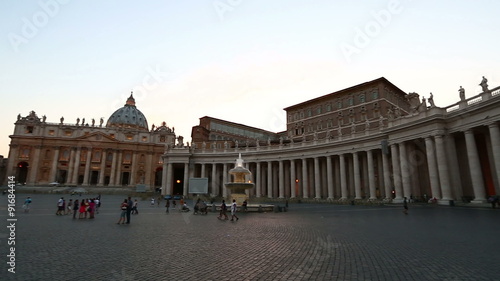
[
  {"left": 88, "top": 199, "right": 96, "bottom": 219},
  {"left": 218, "top": 200, "right": 228, "bottom": 220},
  {"left": 72, "top": 199, "right": 79, "bottom": 219},
  {"left": 56, "top": 197, "right": 64, "bottom": 215},
  {"left": 172, "top": 200, "right": 176, "bottom": 210},
  {"left": 165, "top": 199, "right": 170, "bottom": 213},
  {"left": 150, "top": 197, "right": 155, "bottom": 206},
  {"left": 242, "top": 200, "right": 248, "bottom": 212},
  {"left": 126, "top": 197, "right": 133, "bottom": 224},
  {"left": 94, "top": 197, "right": 100, "bottom": 214},
  {"left": 157, "top": 196, "right": 162, "bottom": 207},
  {"left": 23, "top": 197, "right": 32, "bottom": 213},
  {"left": 66, "top": 199, "right": 73, "bottom": 215},
  {"left": 230, "top": 199, "right": 239, "bottom": 221},
  {"left": 403, "top": 197, "right": 408, "bottom": 215},
  {"left": 79, "top": 199, "right": 88, "bottom": 219},
  {"left": 132, "top": 199, "right": 139, "bottom": 214},
  {"left": 117, "top": 199, "right": 128, "bottom": 224}
]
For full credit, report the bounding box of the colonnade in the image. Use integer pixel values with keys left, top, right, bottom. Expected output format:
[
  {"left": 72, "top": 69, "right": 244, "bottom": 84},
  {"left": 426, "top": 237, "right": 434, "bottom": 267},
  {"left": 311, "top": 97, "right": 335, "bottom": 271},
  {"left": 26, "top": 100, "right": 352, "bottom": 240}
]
[{"left": 162, "top": 123, "right": 500, "bottom": 204}]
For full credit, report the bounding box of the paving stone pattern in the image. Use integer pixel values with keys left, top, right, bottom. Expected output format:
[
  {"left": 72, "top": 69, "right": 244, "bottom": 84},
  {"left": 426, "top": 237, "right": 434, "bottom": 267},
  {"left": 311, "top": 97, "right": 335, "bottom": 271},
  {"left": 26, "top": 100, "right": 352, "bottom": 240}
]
[{"left": 1, "top": 194, "right": 500, "bottom": 281}]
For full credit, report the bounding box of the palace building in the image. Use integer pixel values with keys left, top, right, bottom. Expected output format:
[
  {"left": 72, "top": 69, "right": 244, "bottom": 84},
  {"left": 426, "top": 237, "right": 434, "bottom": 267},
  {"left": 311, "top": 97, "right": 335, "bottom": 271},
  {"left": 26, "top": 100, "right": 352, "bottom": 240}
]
[{"left": 5, "top": 77, "right": 500, "bottom": 204}]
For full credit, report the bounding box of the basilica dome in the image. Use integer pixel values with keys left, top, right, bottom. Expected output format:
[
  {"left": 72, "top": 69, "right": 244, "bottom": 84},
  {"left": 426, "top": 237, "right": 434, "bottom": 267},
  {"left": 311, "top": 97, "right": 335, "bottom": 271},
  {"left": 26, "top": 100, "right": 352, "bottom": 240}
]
[{"left": 106, "top": 94, "right": 149, "bottom": 130}]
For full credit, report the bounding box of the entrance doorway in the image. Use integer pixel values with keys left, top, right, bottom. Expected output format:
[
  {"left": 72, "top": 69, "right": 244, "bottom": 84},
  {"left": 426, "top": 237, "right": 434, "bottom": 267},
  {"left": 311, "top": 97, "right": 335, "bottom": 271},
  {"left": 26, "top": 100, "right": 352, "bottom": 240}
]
[
  {"left": 90, "top": 171, "right": 99, "bottom": 185},
  {"left": 121, "top": 172, "right": 130, "bottom": 186},
  {"left": 16, "top": 162, "right": 29, "bottom": 184}
]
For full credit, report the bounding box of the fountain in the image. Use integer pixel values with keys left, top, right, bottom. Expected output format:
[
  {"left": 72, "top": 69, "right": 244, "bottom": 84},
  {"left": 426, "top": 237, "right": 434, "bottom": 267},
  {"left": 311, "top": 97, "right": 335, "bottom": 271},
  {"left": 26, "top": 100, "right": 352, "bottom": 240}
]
[{"left": 225, "top": 153, "right": 254, "bottom": 205}]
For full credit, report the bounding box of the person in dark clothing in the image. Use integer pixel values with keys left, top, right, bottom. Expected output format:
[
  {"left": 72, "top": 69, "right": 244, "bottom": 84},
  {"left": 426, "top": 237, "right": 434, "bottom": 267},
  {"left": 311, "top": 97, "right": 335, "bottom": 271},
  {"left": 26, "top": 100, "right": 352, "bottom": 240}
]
[
  {"left": 126, "top": 196, "right": 133, "bottom": 224},
  {"left": 403, "top": 197, "right": 408, "bottom": 215}
]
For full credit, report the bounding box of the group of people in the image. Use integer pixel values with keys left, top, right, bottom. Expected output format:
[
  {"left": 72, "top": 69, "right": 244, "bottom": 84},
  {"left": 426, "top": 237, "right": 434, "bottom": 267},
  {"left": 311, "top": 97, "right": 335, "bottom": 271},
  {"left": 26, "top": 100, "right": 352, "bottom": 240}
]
[
  {"left": 217, "top": 199, "right": 239, "bottom": 221},
  {"left": 117, "top": 197, "right": 134, "bottom": 224},
  {"left": 56, "top": 196, "right": 101, "bottom": 219}
]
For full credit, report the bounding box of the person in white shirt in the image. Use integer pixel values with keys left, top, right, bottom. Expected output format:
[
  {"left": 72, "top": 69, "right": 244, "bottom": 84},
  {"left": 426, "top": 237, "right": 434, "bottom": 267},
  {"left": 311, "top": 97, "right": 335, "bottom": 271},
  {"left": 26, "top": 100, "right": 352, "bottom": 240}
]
[{"left": 230, "top": 199, "right": 239, "bottom": 221}]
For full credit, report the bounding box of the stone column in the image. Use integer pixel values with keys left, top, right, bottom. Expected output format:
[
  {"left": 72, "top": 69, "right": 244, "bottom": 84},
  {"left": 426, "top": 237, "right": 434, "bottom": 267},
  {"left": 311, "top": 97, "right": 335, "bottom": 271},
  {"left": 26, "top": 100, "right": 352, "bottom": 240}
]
[
  {"left": 115, "top": 151, "right": 123, "bottom": 186},
  {"left": 166, "top": 162, "right": 173, "bottom": 196},
  {"left": 223, "top": 163, "right": 228, "bottom": 198},
  {"left": 339, "top": 154, "right": 348, "bottom": 200},
  {"left": 313, "top": 157, "right": 321, "bottom": 199},
  {"left": 145, "top": 153, "right": 153, "bottom": 187},
  {"left": 267, "top": 161, "right": 273, "bottom": 198},
  {"left": 326, "top": 156, "right": 334, "bottom": 199},
  {"left": 97, "top": 150, "right": 107, "bottom": 186},
  {"left": 161, "top": 161, "right": 168, "bottom": 195},
  {"left": 278, "top": 160, "right": 285, "bottom": 198},
  {"left": 256, "top": 162, "right": 262, "bottom": 198},
  {"left": 66, "top": 148, "right": 76, "bottom": 185},
  {"left": 201, "top": 163, "right": 206, "bottom": 178},
  {"left": 289, "top": 159, "right": 296, "bottom": 198},
  {"left": 108, "top": 150, "right": 117, "bottom": 186},
  {"left": 129, "top": 152, "right": 138, "bottom": 185},
  {"left": 27, "top": 145, "right": 42, "bottom": 185},
  {"left": 212, "top": 163, "right": 218, "bottom": 196},
  {"left": 425, "top": 137, "right": 441, "bottom": 199},
  {"left": 435, "top": 135, "right": 452, "bottom": 201},
  {"left": 82, "top": 149, "right": 92, "bottom": 186},
  {"left": 353, "top": 152, "right": 362, "bottom": 199},
  {"left": 49, "top": 146, "right": 60, "bottom": 182},
  {"left": 382, "top": 151, "right": 392, "bottom": 200},
  {"left": 4, "top": 144, "right": 18, "bottom": 185},
  {"left": 488, "top": 123, "right": 500, "bottom": 192},
  {"left": 301, "top": 158, "right": 308, "bottom": 198},
  {"left": 183, "top": 163, "right": 189, "bottom": 197},
  {"left": 367, "top": 150, "right": 377, "bottom": 200},
  {"left": 399, "top": 142, "right": 411, "bottom": 198},
  {"left": 71, "top": 147, "right": 81, "bottom": 185},
  {"left": 390, "top": 144, "right": 403, "bottom": 201},
  {"left": 464, "top": 130, "right": 487, "bottom": 202}
]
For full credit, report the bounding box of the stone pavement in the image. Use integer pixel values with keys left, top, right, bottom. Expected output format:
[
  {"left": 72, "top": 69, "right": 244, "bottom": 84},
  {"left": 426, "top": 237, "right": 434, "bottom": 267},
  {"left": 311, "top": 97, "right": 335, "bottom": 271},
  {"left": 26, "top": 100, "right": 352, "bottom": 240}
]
[{"left": 1, "top": 193, "right": 500, "bottom": 281}]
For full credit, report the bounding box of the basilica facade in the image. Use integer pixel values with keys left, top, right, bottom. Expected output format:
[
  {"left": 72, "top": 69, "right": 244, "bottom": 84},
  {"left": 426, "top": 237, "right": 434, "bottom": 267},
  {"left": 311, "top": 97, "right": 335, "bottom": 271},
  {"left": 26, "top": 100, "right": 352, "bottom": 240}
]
[
  {"left": 5, "top": 77, "right": 500, "bottom": 204},
  {"left": 5, "top": 94, "right": 176, "bottom": 188}
]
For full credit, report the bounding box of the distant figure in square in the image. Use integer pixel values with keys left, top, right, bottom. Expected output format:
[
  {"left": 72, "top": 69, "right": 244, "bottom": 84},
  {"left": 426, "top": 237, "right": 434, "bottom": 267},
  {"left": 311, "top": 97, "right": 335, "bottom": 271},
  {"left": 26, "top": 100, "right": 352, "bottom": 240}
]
[
  {"left": 23, "top": 197, "right": 32, "bottom": 213},
  {"left": 118, "top": 199, "right": 128, "bottom": 224},
  {"left": 56, "top": 197, "right": 64, "bottom": 215},
  {"left": 66, "top": 199, "right": 73, "bottom": 215},
  {"left": 218, "top": 200, "right": 228, "bottom": 220},
  {"left": 72, "top": 199, "right": 79, "bottom": 219},
  {"left": 165, "top": 199, "right": 170, "bottom": 213},
  {"left": 230, "top": 199, "right": 239, "bottom": 221},
  {"left": 403, "top": 197, "right": 408, "bottom": 215},
  {"left": 132, "top": 199, "right": 139, "bottom": 214}
]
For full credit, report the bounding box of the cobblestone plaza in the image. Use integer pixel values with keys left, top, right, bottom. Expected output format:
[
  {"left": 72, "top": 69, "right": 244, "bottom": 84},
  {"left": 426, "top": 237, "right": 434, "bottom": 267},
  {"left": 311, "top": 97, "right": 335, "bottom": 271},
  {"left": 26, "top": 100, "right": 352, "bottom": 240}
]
[{"left": 1, "top": 193, "right": 500, "bottom": 281}]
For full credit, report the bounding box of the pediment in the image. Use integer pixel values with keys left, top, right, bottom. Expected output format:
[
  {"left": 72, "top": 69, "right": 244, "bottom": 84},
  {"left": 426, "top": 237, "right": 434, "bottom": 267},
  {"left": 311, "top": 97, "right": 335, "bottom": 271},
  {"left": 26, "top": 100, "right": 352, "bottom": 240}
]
[{"left": 75, "top": 132, "right": 118, "bottom": 142}]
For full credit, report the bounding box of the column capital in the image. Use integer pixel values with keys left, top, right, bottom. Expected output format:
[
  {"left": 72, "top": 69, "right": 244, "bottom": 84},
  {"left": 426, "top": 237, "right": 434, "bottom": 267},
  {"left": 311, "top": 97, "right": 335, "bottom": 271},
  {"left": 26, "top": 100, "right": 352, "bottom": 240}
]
[{"left": 487, "top": 122, "right": 499, "bottom": 129}]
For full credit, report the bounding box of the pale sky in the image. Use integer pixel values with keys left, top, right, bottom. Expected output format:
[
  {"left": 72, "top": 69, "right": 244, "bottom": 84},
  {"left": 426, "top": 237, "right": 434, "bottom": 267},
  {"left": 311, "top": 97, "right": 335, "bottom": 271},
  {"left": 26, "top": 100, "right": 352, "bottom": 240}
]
[{"left": 1, "top": 0, "right": 499, "bottom": 157}]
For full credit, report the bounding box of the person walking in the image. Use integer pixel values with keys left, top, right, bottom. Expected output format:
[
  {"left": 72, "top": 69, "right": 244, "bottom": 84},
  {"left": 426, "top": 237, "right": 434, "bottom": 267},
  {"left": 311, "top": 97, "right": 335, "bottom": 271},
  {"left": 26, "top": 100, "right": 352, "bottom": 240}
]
[
  {"left": 66, "top": 199, "right": 73, "bottom": 215},
  {"left": 218, "top": 200, "right": 228, "bottom": 220},
  {"left": 230, "top": 199, "right": 239, "bottom": 221},
  {"left": 165, "top": 199, "right": 170, "bottom": 213},
  {"left": 131, "top": 199, "right": 139, "bottom": 214},
  {"left": 403, "top": 197, "right": 409, "bottom": 215},
  {"left": 126, "top": 196, "right": 133, "bottom": 224},
  {"left": 117, "top": 199, "right": 128, "bottom": 224},
  {"left": 72, "top": 199, "right": 79, "bottom": 219},
  {"left": 56, "top": 197, "right": 64, "bottom": 215},
  {"left": 23, "top": 197, "right": 32, "bottom": 213}
]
